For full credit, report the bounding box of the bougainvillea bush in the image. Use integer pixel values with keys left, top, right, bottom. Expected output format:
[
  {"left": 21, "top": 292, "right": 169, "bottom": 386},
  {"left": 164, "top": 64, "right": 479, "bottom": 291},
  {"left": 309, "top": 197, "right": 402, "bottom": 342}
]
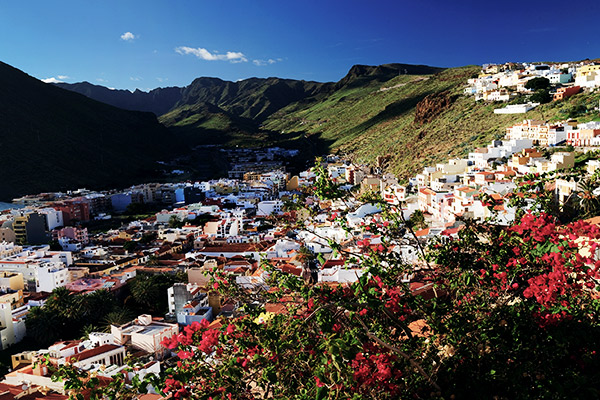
[{"left": 53, "top": 166, "right": 600, "bottom": 399}]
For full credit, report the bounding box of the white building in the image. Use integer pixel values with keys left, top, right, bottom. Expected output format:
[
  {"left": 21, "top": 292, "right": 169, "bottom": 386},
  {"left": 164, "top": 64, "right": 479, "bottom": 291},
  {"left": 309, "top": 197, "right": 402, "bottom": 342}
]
[
  {"left": 0, "top": 247, "right": 72, "bottom": 291},
  {"left": 67, "top": 344, "right": 126, "bottom": 370},
  {"left": 37, "top": 208, "right": 64, "bottom": 230},
  {"left": 204, "top": 217, "right": 241, "bottom": 238},
  {"left": 493, "top": 103, "right": 539, "bottom": 114},
  {"left": 0, "top": 303, "right": 26, "bottom": 349},
  {"left": 319, "top": 267, "right": 365, "bottom": 284},
  {"left": 111, "top": 314, "right": 179, "bottom": 359},
  {"left": 36, "top": 263, "right": 70, "bottom": 292},
  {"left": 256, "top": 200, "right": 283, "bottom": 216}
]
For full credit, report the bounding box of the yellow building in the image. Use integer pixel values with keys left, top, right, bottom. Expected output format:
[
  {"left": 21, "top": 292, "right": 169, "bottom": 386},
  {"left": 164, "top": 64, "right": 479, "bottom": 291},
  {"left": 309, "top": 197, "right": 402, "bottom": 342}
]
[
  {"left": 577, "top": 65, "right": 600, "bottom": 77},
  {"left": 12, "top": 216, "right": 28, "bottom": 245},
  {"left": 0, "top": 272, "right": 24, "bottom": 291},
  {"left": 0, "top": 289, "right": 24, "bottom": 310},
  {"left": 286, "top": 176, "right": 300, "bottom": 191}
]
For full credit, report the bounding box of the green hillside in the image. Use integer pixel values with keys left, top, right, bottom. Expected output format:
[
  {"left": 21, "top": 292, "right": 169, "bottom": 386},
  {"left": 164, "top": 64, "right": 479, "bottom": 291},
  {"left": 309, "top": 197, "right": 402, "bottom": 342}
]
[
  {"left": 263, "top": 66, "right": 600, "bottom": 179},
  {"left": 45, "top": 61, "right": 600, "bottom": 189},
  {"left": 0, "top": 61, "right": 177, "bottom": 201}
]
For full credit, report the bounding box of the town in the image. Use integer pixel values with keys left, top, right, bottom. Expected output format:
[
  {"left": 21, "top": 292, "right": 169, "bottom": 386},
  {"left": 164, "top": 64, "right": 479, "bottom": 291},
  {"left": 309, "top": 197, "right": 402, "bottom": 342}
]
[{"left": 1, "top": 60, "right": 600, "bottom": 398}]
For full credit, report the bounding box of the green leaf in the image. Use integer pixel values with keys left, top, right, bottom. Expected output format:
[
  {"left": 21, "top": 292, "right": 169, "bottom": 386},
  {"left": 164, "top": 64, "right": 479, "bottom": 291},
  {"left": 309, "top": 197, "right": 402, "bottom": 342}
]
[{"left": 316, "top": 385, "right": 328, "bottom": 400}]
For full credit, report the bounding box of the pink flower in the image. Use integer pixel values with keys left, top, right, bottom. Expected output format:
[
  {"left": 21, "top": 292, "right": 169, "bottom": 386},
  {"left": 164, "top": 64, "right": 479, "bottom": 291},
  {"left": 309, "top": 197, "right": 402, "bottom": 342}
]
[
  {"left": 226, "top": 324, "right": 236, "bottom": 335},
  {"left": 177, "top": 350, "right": 193, "bottom": 359}
]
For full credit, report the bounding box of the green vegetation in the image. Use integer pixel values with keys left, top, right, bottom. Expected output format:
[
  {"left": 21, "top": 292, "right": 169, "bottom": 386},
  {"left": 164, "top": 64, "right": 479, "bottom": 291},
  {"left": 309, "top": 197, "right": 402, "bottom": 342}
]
[
  {"left": 525, "top": 77, "right": 550, "bottom": 90},
  {"left": 261, "top": 66, "right": 600, "bottom": 180},
  {"left": 25, "top": 288, "right": 119, "bottom": 346},
  {"left": 126, "top": 272, "right": 187, "bottom": 315},
  {"left": 11, "top": 59, "right": 600, "bottom": 199},
  {"left": 530, "top": 89, "right": 552, "bottom": 104},
  {"left": 0, "top": 61, "right": 177, "bottom": 201},
  {"left": 24, "top": 272, "right": 186, "bottom": 348},
  {"left": 406, "top": 209, "right": 426, "bottom": 230}
]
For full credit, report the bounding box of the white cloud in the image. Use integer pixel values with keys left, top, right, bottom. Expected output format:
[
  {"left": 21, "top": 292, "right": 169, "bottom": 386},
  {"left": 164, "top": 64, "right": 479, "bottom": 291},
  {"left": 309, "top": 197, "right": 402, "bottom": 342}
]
[
  {"left": 156, "top": 77, "right": 168, "bottom": 83},
  {"left": 96, "top": 78, "right": 108, "bottom": 83},
  {"left": 130, "top": 76, "right": 142, "bottom": 81},
  {"left": 175, "top": 46, "right": 247, "bottom": 63},
  {"left": 42, "top": 77, "right": 64, "bottom": 83},
  {"left": 252, "top": 57, "right": 283, "bottom": 66},
  {"left": 57, "top": 75, "right": 69, "bottom": 80},
  {"left": 121, "top": 32, "right": 136, "bottom": 41}
]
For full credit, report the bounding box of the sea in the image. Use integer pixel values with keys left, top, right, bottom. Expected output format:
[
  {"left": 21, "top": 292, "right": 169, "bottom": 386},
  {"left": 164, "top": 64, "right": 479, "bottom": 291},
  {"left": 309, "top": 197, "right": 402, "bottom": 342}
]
[{"left": 0, "top": 202, "right": 23, "bottom": 211}]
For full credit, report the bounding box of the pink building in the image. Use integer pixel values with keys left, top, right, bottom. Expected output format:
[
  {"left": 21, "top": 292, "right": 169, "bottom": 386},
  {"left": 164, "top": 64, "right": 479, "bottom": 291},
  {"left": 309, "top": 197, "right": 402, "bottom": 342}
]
[{"left": 52, "top": 226, "right": 89, "bottom": 244}]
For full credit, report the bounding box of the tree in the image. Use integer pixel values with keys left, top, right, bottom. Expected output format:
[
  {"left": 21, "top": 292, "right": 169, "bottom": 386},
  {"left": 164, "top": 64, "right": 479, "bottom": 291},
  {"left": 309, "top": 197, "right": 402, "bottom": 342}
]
[
  {"left": 25, "top": 306, "right": 63, "bottom": 346},
  {"left": 45, "top": 287, "right": 83, "bottom": 322},
  {"left": 81, "top": 290, "right": 117, "bottom": 325},
  {"left": 525, "top": 77, "right": 550, "bottom": 91},
  {"left": 530, "top": 89, "right": 552, "bottom": 104},
  {"left": 191, "top": 213, "right": 213, "bottom": 227},
  {"left": 26, "top": 287, "right": 120, "bottom": 345},
  {"left": 123, "top": 240, "right": 138, "bottom": 252},
  {"left": 129, "top": 273, "right": 162, "bottom": 313},
  {"left": 169, "top": 215, "right": 185, "bottom": 228},
  {"left": 101, "top": 307, "right": 135, "bottom": 330},
  {"left": 407, "top": 209, "right": 426, "bottom": 230},
  {"left": 139, "top": 232, "right": 157, "bottom": 244},
  {"left": 578, "top": 178, "right": 600, "bottom": 218},
  {"left": 129, "top": 273, "right": 184, "bottom": 314}
]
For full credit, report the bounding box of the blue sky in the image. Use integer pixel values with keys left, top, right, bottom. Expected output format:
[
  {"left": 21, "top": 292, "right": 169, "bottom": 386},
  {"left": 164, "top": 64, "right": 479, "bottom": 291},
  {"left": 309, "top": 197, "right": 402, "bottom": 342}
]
[{"left": 1, "top": 0, "right": 598, "bottom": 91}]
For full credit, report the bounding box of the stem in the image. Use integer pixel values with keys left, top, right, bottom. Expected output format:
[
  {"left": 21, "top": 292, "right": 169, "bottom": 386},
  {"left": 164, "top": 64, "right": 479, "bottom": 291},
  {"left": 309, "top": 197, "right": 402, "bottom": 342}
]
[{"left": 354, "top": 313, "right": 441, "bottom": 392}]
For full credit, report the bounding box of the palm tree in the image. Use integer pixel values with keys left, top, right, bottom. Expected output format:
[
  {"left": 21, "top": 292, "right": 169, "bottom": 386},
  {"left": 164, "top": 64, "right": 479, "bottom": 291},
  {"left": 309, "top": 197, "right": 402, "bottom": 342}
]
[
  {"left": 578, "top": 178, "right": 600, "bottom": 219},
  {"left": 81, "top": 289, "right": 117, "bottom": 324},
  {"left": 26, "top": 306, "right": 62, "bottom": 345},
  {"left": 79, "top": 324, "right": 100, "bottom": 340},
  {"left": 130, "top": 274, "right": 161, "bottom": 313},
  {"left": 101, "top": 307, "right": 135, "bottom": 331},
  {"left": 45, "top": 287, "right": 83, "bottom": 321}
]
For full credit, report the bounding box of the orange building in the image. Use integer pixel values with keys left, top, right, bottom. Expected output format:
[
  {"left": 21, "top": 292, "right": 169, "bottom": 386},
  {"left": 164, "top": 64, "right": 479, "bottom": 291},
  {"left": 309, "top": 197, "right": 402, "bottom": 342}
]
[{"left": 553, "top": 86, "right": 580, "bottom": 101}]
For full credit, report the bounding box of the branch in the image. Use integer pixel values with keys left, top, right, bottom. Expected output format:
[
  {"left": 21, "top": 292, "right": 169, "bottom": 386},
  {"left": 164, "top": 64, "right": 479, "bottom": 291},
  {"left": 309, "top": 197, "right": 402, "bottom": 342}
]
[{"left": 352, "top": 310, "right": 441, "bottom": 392}]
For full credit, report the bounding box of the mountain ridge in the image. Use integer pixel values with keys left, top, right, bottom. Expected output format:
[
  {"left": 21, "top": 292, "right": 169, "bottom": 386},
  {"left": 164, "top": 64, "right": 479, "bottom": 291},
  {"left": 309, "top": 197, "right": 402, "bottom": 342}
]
[
  {"left": 10, "top": 60, "right": 593, "bottom": 202},
  {"left": 0, "top": 61, "right": 178, "bottom": 201},
  {"left": 55, "top": 63, "right": 444, "bottom": 121}
]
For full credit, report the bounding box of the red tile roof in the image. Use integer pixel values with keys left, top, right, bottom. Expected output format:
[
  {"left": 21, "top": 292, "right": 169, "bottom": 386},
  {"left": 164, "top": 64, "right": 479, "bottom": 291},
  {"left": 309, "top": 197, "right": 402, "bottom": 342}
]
[{"left": 70, "top": 344, "right": 121, "bottom": 362}]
